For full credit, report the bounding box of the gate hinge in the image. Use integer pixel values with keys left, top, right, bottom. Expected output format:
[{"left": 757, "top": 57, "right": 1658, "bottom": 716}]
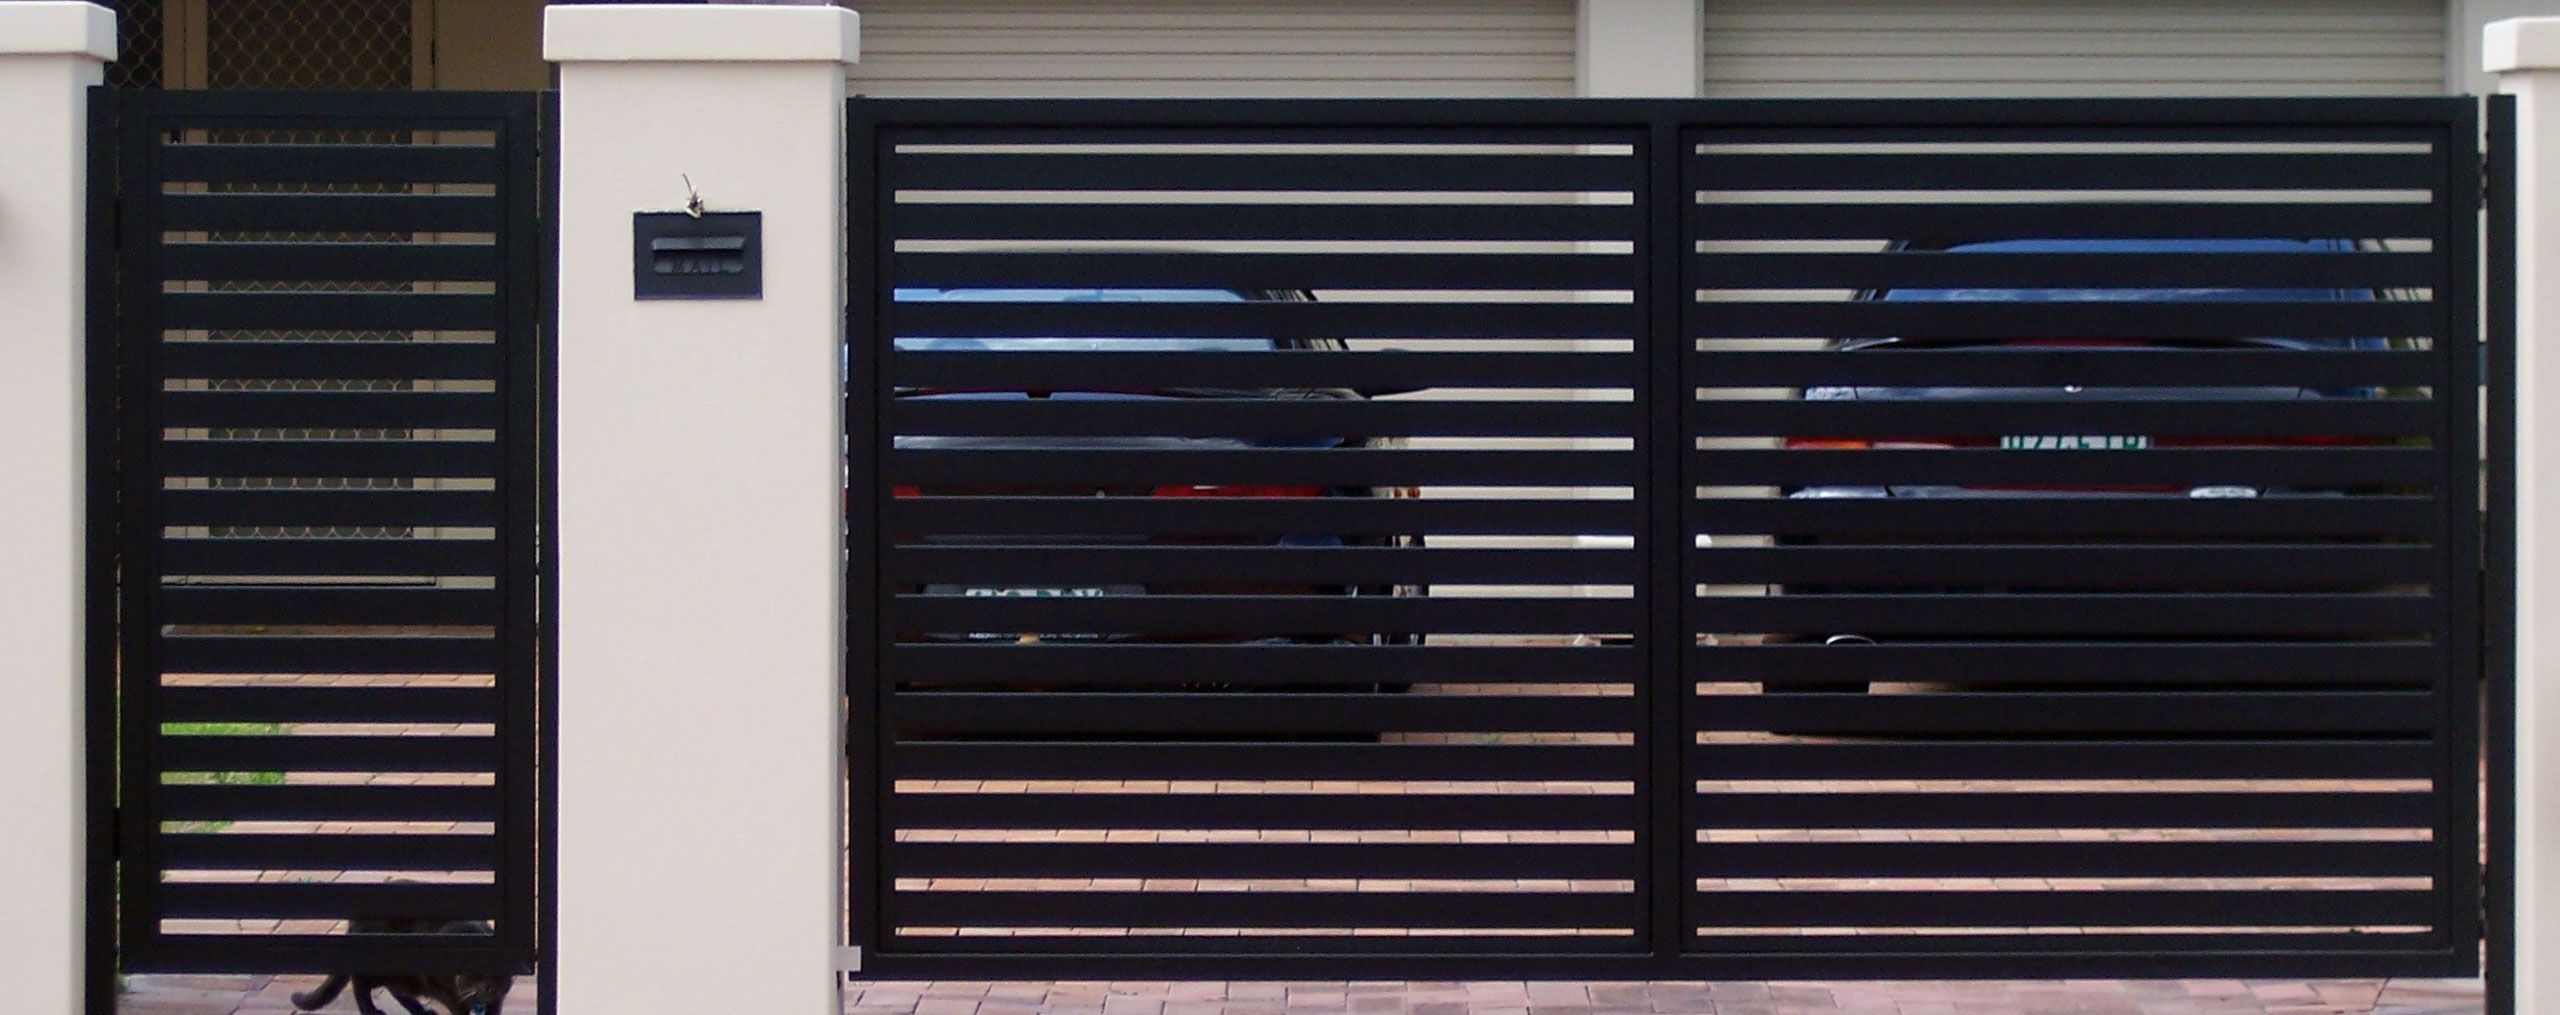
[{"left": 834, "top": 946, "right": 862, "bottom": 973}]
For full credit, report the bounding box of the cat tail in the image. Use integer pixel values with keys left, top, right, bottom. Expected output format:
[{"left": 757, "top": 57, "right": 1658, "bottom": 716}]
[{"left": 290, "top": 974, "right": 349, "bottom": 1010}]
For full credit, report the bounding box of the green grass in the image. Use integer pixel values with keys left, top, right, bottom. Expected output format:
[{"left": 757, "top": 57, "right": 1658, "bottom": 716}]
[{"left": 159, "top": 722, "right": 288, "bottom": 831}]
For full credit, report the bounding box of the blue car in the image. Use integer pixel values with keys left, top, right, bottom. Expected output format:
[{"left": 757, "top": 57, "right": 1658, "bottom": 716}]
[
  {"left": 886, "top": 286, "right": 1422, "bottom": 648},
  {"left": 1770, "top": 238, "right": 2408, "bottom": 691}
]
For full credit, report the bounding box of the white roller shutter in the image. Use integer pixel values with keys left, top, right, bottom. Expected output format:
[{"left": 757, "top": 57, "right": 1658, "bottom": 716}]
[
  {"left": 1702, "top": 0, "right": 2448, "bottom": 98},
  {"left": 846, "top": 0, "right": 1576, "bottom": 98}
]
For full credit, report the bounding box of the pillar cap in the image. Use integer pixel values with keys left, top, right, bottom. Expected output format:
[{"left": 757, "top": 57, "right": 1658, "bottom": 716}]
[
  {"left": 0, "top": 2, "right": 114, "bottom": 62},
  {"left": 2488, "top": 17, "right": 2560, "bottom": 74},
  {"left": 546, "top": 4, "right": 859, "bottom": 65}
]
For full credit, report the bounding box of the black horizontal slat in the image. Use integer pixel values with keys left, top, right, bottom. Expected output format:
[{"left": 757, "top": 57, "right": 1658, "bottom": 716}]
[
  {"left": 893, "top": 496, "right": 1636, "bottom": 538},
  {"left": 160, "top": 242, "right": 501, "bottom": 283},
  {"left": 1687, "top": 399, "right": 2435, "bottom": 440},
  {"left": 890, "top": 886, "right": 1628, "bottom": 927},
  {"left": 889, "top": 644, "right": 1634, "bottom": 685},
  {"left": 1689, "top": 252, "right": 2440, "bottom": 290},
  {"left": 892, "top": 351, "right": 1636, "bottom": 390},
  {"left": 1688, "top": 201, "right": 2445, "bottom": 242},
  {"left": 159, "top": 193, "right": 501, "bottom": 232},
  {"left": 160, "top": 685, "right": 499, "bottom": 724},
  {"left": 1688, "top": 495, "right": 2434, "bottom": 539},
  {"left": 893, "top": 399, "right": 1638, "bottom": 439},
  {"left": 1689, "top": 840, "right": 2434, "bottom": 880},
  {"left": 160, "top": 391, "right": 501, "bottom": 430},
  {"left": 1690, "top": 447, "right": 2434, "bottom": 487},
  {"left": 157, "top": 489, "right": 500, "bottom": 528},
  {"left": 1691, "top": 544, "right": 2436, "bottom": 588},
  {"left": 1691, "top": 791, "right": 2434, "bottom": 829},
  {"left": 1698, "top": 642, "right": 2438, "bottom": 686},
  {"left": 889, "top": 152, "right": 1634, "bottom": 191},
  {"left": 893, "top": 449, "right": 1634, "bottom": 487},
  {"left": 156, "top": 636, "right": 499, "bottom": 675},
  {"left": 161, "top": 537, "right": 500, "bottom": 578},
  {"left": 157, "top": 783, "right": 498, "bottom": 822},
  {"left": 891, "top": 123, "right": 1634, "bottom": 144},
  {"left": 892, "top": 692, "right": 1634, "bottom": 735},
  {"left": 1677, "top": 932, "right": 2446, "bottom": 961},
  {"left": 123, "top": 938, "right": 523, "bottom": 977},
  {"left": 157, "top": 340, "right": 499, "bottom": 381},
  {"left": 891, "top": 792, "right": 1634, "bottom": 830},
  {"left": 155, "top": 881, "right": 502, "bottom": 922},
  {"left": 894, "top": 202, "right": 1638, "bottom": 242},
  {"left": 1691, "top": 300, "right": 2432, "bottom": 340},
  {"left": 1687, "top": 890, "right": 2437, "bottom": 927},
  {"left": 890, "top": 742, "right": 1637, "bottom": 781},
  {"left": 890, "top": 301, "right": 1636, "bottom": 341},
  {"left": 157, "top": 586, "right": 500, "bottom": 626},
  {"left": 892, "top": 593, "right": 1630, "bottom": 635},
  {"left": 159, "top": 143, "right": 500, "bottom": 185},
  {"left": 763, "top": 931, "right": 1641, "bottom": 959},
  {"left": 892, "top": 841, "right": 1635, "bottom": 880},
  {"left": 158, "top": 832, "right": 501, "bottom": 871},
  {"left": 1697, "top": 592, "right": 2431, "bottom": 636},
  {"left": 160, "top": 292, "right": 498, "bottom": 331},
  {"left": 1688, "top": 741, "right": 2436, "bottom": 780},
  {"left": 895, "top": 251, "right": 1638, "bottom": 290},
  {"left": 159, "top": 439, "right": 501, "bottom": 479},
  {"left": 890, "top": 546, "right": 1637, "bottom": 585},
  {"left": 156, "top": 734, "right": 501, "bottom": 773},
  {"left": 1690, "top": 350, "right": 2435, "bottom": 388},
  {"left": 1691, "top": 152, "right": 2438, "bottom": 191},
  {"left": 1694, "top": 691, "right": 2437, "bottom": 734},
  {"left": 891, "top": 890, "right": 1636, "bottom": 929}
]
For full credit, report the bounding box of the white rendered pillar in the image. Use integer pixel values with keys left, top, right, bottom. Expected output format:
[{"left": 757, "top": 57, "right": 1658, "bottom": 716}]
[
  {"left": 545, "top": 5, "right": 856, "bottom": 1011},
  {"left": 0, "top": 5, "right": 112, "bottom": 1014},
  {"left": 1576, "top": 0, "right": 1702, "bottom": 99},
  {"left": 2491, "top": 17, "right": 2560, "bottom": 1014}
]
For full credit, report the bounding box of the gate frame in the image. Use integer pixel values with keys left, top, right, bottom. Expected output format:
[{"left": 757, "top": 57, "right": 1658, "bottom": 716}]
[
  {"left": 82, "top": 85, "right": 554, "bottom": 993},
  {"left": 846, "top": 94, "right": 2507, "bottom": 983}
]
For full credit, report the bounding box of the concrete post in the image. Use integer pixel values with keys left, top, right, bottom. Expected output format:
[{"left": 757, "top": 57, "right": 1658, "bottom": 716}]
[
  {"left": 1576, "top": 0, "right": 1702, "bottom": 98},
  {"left": 545, "top": 5, "right": 856, "bottom": 1011},
  {"left": 2490, "top": 16, "right": 2560, "bottom": 1014},
  {"left": 0, "top": 5, "right": 112, "bottom": 1014}
]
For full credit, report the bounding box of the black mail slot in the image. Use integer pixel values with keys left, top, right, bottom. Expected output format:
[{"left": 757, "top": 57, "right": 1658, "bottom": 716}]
[{"left": 633, "top": 211, "right": 761, "bottom": 300}]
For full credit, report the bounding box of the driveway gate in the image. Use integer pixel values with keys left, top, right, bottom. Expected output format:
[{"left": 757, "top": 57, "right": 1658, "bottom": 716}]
[
  {"left": 847, "top": 97, "right": 2504, "bottom": 980},
  {"left": 90, "top": 89, "right": 550, "bottom": 983}
]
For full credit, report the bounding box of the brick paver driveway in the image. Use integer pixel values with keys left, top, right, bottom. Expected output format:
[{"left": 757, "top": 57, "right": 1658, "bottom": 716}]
[{"left": 120, "top": 973, "right": 2482, "bottom": 1014}]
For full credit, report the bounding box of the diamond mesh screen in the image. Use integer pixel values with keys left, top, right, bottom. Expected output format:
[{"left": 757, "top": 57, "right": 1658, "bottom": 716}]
[
  {"left": 109, "top": 0, "right": 413, "bottom": 90},
  {"left": 207, "top": 0, "right": 411, "bottom": 90},
  {"left": 109, "top": 0, "right": 166, "bottom": 89}
]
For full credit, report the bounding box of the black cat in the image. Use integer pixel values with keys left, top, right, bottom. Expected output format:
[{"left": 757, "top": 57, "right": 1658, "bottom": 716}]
[{"left": 290, "top": 919, "right": 512, "bottom": 1015}]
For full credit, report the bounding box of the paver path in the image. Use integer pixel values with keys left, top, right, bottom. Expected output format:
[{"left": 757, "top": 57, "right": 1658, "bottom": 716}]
[{"left": 120, "top": 974, "right": 2483, "bottom": 1014}]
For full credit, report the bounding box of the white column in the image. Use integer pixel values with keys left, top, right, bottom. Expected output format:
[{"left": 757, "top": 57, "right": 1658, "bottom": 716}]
[
  {"left": 545, "top": 5, "right": 856, "bottom": 1011},
  {"left": 1577, "top": 0, "right": 1702, "bottom": 99},
  {"left": 0, "top": 5, "right": 111, "bottom": 1015},
  {"left": 2492, "top": 16, "right": 2560, "bottom": 1014}
]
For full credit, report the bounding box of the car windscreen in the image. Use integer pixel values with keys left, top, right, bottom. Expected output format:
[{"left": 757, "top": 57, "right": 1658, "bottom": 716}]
[
  {"left": 891, "top": 287, "right": 1280, "bottom": 352},
  {"left": 1879, "top": 238, "right": 2371, "bottom": 305}
]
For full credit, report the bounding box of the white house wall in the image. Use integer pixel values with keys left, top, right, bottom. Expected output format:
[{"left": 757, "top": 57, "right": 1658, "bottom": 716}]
[
  {"left": 1701, "top": 0, "right": 2449, "bottom": 97},
  {"left": 845, "top": 0, "right": 1577, "bottom": 97}
]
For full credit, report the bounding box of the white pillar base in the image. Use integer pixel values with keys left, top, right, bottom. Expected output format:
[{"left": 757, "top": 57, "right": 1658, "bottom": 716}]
[
  {"left": 0, "top": 5, "right": 113, "bottom": 1014},
  {"left": 2489, "top": 16, "right": 2560, "bottom": 1014},
  {"left": 546, "top": 5, "right": 857, "bottom": 1011}
]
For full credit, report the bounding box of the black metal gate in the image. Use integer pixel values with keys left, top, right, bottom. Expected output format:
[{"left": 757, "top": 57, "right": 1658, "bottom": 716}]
[
  {"left": 90, "top": 89, "right": 550, "bottom": 983},
  {"left": 848, "top": 96, "right": 2502, "bottom": 981}
]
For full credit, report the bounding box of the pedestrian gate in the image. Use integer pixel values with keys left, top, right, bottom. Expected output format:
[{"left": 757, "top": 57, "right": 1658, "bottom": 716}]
[
  {"left": 847, "top": 98, "right": 2503, "bottom": 979},
  {"left": 90, "top": 89, "right": 549, "bottom": 984}
]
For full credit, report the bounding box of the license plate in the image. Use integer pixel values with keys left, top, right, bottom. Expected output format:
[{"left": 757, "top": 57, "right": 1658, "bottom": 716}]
[
  {"left": 962, "top": 587, "right": 1109, "bottom": 598},
  {"left": 1999, "top": 435, "right": 2151, "bottom": 450}
]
